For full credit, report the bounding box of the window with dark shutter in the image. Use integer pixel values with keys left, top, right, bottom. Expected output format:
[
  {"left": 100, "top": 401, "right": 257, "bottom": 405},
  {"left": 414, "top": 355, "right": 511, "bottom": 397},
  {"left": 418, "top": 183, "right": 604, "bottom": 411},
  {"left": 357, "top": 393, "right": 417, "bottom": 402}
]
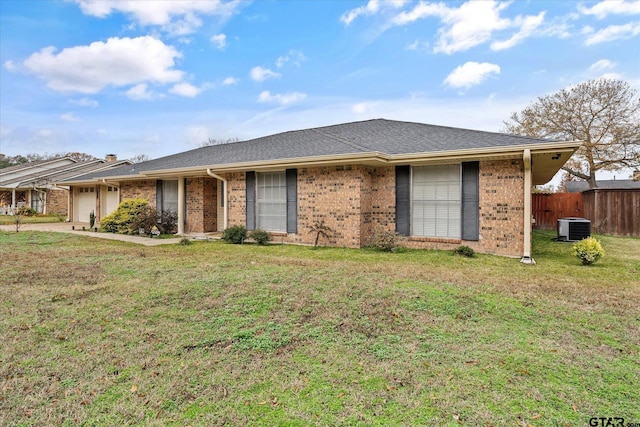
[
  {"left": 246, "top": 171, "right": 256, "bottom": 230},
  {"left": 461, "top": 162, "right": 479, "bottom": 241},
  {"left": 412, "top": 165, "right": 461, "bottom": 238},
  {"left": 395, "top": 165, "right": 411, "bottom": 236},
  {"left": 286, "top": 169, "right": 297, "bottom": 234}
]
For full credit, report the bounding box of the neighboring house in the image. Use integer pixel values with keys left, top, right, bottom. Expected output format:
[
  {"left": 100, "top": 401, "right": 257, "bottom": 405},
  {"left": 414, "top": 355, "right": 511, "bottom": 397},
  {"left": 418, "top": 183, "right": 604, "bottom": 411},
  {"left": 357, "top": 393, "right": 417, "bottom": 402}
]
[
  {"left": 62, "top": 119, "right": 580, "bottom": 261},
  {"left": 565, "top": 179, "right": 640, "bottom": 193},
  {"left": 0, "top": 155, "right": 130, "bottom": 218}
]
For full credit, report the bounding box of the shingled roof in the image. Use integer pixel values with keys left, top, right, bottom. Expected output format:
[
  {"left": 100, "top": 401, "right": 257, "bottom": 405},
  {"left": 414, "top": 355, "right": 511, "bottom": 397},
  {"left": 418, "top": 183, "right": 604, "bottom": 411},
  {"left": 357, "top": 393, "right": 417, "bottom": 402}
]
[
  {"left": 64, "top": 119, "right": 565, "bottom": 182},
  {"left": 565, "top": 180, "right": 640, "bottom": 192}
]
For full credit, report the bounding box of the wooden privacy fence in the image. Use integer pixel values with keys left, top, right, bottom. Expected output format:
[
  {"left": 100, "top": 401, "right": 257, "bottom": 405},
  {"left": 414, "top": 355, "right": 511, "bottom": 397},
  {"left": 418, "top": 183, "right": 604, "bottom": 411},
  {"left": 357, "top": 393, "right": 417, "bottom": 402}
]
[
  {"left": 582, "top": 189, "right": 640, "bottom": 236},
  {"left": 532, "top": 193, "right": 584, "bottom": 230},
  {"left": 532, "top": 190, "right": 640, "bottom": 236}
]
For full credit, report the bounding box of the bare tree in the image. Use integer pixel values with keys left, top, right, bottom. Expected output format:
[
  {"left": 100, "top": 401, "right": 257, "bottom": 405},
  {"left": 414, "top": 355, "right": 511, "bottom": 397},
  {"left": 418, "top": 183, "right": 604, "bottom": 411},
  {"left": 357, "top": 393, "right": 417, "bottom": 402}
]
[
  {"left": 503, "top": 78, "right": 640, "bottom": 188},
  {"left": 200, "top": 137, "right": 240, "bottom": 147},
  {"left": 63, "top": 152, "right": 97, "bottom": 162},
  {"left": 129, "top": 154, "right": 151, "bottom": 163}
]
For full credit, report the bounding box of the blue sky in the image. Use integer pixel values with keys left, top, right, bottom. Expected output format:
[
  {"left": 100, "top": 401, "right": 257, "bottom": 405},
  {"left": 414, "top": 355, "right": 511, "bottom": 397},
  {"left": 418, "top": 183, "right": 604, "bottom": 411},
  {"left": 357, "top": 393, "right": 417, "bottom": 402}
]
[{"left": 1, "top": 0, "right": 639, "bottom": 180}]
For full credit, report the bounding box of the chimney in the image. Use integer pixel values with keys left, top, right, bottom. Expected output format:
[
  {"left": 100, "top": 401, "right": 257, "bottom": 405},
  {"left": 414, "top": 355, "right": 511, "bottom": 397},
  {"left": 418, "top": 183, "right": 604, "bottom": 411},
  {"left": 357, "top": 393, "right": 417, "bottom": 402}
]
[
  {"left": 105, "top": 154, "right": 117, "bottom": 163},
  {"left": 633, "top": 170, "right": 640, "bottom": 182}
]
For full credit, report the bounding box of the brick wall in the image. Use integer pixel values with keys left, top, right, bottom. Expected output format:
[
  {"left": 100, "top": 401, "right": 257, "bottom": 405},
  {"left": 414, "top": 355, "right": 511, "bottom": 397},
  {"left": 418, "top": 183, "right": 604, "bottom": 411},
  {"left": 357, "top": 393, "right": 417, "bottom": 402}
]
[
  {"left": 226, "top": 172, "right": 246, "bottom": 228},
  {"left": 477, "top": 160, "right": 524, "bottom": 257},
  {"left": 294, "top": 165, "right": 365, "bottom": 247},
  {"left": 120, "top": 180, "right": 157, "bottom": 205},
  {"left": 47, "top": 188, "right": 68, "bottom": 215},
  {"left": 360, "top": 167, "right": 396, "bottom": 245},
  {"left": 185, "top": 177, "right": 217, "bottom": 233}
]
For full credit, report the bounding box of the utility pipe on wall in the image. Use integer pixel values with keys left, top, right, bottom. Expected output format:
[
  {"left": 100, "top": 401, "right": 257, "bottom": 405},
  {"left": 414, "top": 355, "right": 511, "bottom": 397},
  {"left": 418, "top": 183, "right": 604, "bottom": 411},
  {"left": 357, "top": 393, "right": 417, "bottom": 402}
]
[
  {"left": 177, "top": 177, "right": 185, "bottom": 235},
  {"left": 521, "top": 149, "right": 536, "bottom": 265},
  {"left": 207, "top": 169, "right": 228, "bottom": 230}
]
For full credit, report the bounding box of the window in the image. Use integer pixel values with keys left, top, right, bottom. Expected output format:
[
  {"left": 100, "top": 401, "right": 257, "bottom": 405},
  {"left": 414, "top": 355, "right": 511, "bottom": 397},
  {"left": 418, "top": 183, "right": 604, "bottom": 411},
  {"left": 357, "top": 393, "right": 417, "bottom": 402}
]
[
  {"left": 256, "top": 172, "right": 287, "bottom": 232},
  {"left": 157, "top": 180, "right": 178, "bottom": 213},
  {"left": 412, "top": 164, "right": 461, "bottom": 239}
]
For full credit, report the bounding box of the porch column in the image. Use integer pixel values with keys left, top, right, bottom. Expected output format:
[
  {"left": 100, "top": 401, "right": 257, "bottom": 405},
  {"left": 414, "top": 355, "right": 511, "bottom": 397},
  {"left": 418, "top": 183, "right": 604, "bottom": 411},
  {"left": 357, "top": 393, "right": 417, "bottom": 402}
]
[
  {"left": 177, "top": 177, "right": 185, "bottom": 235},
  {"left": 11, "top": 189, "right": 16, "bottom": 213},
  {"left": 520, "top": 149, "right": 535, "bottom": 265}
]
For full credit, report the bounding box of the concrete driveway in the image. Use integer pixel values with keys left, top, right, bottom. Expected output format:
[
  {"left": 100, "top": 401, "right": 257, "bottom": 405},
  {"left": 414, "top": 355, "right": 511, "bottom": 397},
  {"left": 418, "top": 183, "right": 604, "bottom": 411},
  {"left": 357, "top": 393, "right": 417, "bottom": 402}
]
[{"left": 0, "top": 221, "right": 187, "bottom": 246}]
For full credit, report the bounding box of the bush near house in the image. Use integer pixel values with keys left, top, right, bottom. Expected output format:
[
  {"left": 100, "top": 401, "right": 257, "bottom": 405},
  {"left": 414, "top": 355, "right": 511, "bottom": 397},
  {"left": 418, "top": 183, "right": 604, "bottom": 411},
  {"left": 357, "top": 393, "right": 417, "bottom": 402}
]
[
  {"left": 573, "top": 236, "right": 605, "bottom": 265},
  {"left": 221, "top": 225, "right": 248, "bottom": 244},
  {"left": 249, "top": 228, "right": 272, "bottom": 245},
  {"left": 100, "top": 199, "right": 177, "bottom": 235}
]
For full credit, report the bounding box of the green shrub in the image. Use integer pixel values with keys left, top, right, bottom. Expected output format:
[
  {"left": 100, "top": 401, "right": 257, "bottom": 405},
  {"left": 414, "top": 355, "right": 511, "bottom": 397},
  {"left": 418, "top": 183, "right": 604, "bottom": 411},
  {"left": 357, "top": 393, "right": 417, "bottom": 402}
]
[
  {"left": 16, "top": 206, "right": 36, "bottom": 216},
  {"left": 250, "top": 229, "right": 272, "bottom": 245},
  {"left": 222, "top": 225, "right": 247, "bottom": 244},
  {"left": 178, "top": 237, "right": 192, "bottom": 246},
  {"left": 366, "top": 227, "right": 406, "bottom": 252},
  {"left": 573, "top": 237, "right": 604, "bottom": 265},
  {"left": 453, "top": 245, "right": 476, "bottom": 258},
  {"left": 158, "top": 209, "right": 178, "bottom": 235},
  {"left": 89, "top": 210, "right": 96, "bottom": 228},
  {"left": 100, "top": 198, "right": 150, "bottom": 234}
]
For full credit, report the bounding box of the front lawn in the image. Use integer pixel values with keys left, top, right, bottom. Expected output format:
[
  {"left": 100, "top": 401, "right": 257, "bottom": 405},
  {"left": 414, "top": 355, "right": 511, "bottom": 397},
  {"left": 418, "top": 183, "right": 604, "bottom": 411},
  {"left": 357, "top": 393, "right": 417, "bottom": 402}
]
[
  {"left": 0, "top": 214, "right": 65, "bottom": 226},
  {"left": 1, "top": 231, "right": 638, "bottom": 426}
]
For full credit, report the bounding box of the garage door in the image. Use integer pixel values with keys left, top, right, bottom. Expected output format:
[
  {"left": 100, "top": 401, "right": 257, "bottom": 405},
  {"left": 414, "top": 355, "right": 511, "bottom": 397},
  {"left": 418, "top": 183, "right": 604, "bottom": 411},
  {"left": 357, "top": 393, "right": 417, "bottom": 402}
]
[
  {"left": 76, "top": 186, "right": 95, "bottom": 223},
  {"left": 105, "top": 186, "right": 119, "bottom": 215}
]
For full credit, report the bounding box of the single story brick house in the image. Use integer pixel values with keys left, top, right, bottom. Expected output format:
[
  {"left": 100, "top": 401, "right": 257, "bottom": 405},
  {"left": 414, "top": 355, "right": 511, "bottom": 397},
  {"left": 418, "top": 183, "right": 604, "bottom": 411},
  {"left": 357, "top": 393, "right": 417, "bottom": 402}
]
[
  {"left": 62, "top": 119, "right": 580, "bottom": 262},
  {"left": 0, "top": 155, "right": 129, "bottom": 217}
]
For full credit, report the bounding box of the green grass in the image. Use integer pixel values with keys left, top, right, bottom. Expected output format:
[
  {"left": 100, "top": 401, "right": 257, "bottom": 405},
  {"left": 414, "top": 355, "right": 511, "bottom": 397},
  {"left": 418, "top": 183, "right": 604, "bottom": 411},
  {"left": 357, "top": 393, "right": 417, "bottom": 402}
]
[
  {"left": 1, "top": 230, "right": 638, "bottom": 426},
  {"left": 0, "top": 214, "right": 65, "bottom": 225}
]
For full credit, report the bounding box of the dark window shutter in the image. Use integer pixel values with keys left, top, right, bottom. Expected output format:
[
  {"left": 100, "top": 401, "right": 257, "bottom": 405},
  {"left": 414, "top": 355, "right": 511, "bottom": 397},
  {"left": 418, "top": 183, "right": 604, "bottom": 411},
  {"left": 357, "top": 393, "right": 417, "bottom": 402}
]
[
  {"left": 245, "top": 171, "right": 256, "bottom": 230},
  {"left": 461, "top": 162, "right": 479, "bottom": 241},
  {"left": 286, "top": 169, "right": 297, "bottom": 234},
  {"left": 156, "top": 180, "right": 162, "bottom": 212},
  {"left": 395, "top": 165, "right": 411, "bottom": 236}
]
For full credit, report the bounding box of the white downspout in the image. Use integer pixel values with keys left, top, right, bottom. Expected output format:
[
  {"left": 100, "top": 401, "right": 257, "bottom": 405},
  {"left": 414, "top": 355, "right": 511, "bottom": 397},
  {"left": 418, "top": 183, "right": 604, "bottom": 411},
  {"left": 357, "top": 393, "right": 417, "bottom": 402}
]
[
  {"left": 521, "top": 149, "right": 535, "bottom": 265},
  {"left": 207, "top": 169, "right": 228, "bottom": 230},
  {"left": 177, "top": 177, "right": 185, "bottom": 235}
]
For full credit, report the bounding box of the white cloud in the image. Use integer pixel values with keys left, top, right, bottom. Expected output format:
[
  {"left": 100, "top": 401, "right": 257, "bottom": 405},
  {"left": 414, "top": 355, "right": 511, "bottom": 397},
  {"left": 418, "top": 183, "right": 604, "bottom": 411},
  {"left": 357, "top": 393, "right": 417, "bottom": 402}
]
[
  {"left": 352, "top": 102, "right": 377, "bottom": 114},
  {"left": 585, "top": 21, "right": 640, "bottom": 45},
  {"left": 60, "top": 113, "right": 79, "bottom": 122},
  {"left": 341, "top": 0, "right": 380, "bottom": 25},
  {"left": 490, "top": 12, "right": 545, "bottom": 51},
  {"left": 74, "top": 0, "right": 239, "bottom": 35},
  {"left": 211, "top": 33, "right": 227, "bottom": 49},
  {"left": 70, "top": 97, "right": 99, "bottom": 107},
  {"left": 223, "top": 76, "right": 239, "bottom": 85},
  {"left": 276, "top": 50, "right": 307, "bottom": 68},
  {"left": 578, "top": 0, "right": 640, "bottom": 19},
  {"left": 3, "top": 60, "right": 17, "bottom": 71},
  {"left": 392, "top": 1, "right": 543, "bottom": 54},
  {"left": 341, "top": 0, "right": 408, "bottom": 25},
  {"left": 126, "top": 83, "right": 157, "bottom": 101},
  {"left": 407, "top": 39, "right": 429, "bottom": 50},
  {"left": 250, "top": 66, "right": 280, "bottom": 82},
  {"left": 589, "top": 59, "right": 616, "bottom": 71},
  {"left": 169, "top": 82, "right": 202, "bottom": 97},
  {"left": 444, "top": 61, "right": 500, "bottom": 89},
  {"left": 257, "top": 91, "right": 307, "bottom": 106},
  {"left": 23, "top": 36, "right": 184, "bottom": 94}
]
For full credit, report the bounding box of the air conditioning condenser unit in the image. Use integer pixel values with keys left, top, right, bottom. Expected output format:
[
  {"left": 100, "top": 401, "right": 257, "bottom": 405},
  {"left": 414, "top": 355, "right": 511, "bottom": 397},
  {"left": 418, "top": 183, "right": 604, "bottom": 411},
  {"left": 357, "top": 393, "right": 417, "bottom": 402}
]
[{"left": 557, "top": 217, "right": 591, "bottom": 242}]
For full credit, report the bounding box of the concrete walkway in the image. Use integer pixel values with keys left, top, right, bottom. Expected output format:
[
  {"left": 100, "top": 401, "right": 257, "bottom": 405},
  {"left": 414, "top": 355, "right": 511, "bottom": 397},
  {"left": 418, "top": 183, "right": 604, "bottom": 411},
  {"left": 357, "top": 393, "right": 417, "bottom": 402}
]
[{"left": 0, "top": 222, "right": 209, "bottom": 246}]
